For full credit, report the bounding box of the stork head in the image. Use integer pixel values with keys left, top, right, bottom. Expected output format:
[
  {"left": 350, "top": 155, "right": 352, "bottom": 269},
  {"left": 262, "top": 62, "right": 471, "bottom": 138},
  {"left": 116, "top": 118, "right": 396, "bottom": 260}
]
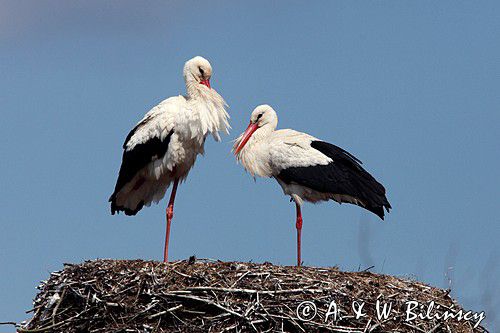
[
  {"left": 183, "top": 56, "right": 212, "bottom": 88},
  {"left": 234, "top": 105, "right": 278, "bottom": 155}
]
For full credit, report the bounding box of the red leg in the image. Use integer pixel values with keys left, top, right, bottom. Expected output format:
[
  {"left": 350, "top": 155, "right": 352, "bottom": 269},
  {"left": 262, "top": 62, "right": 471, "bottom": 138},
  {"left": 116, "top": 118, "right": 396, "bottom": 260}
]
[
  {"left": 295, "top": 203, "right": 303, "bottom": 267},
  {"left": 164, "top": 179, "right": 179, "bottom": 263}
]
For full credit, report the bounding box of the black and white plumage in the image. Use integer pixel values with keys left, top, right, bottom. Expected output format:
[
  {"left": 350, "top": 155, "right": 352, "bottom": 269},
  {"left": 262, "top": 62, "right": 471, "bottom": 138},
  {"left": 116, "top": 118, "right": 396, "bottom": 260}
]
[
  {"left": 233, "top": 105, "right": 391, "bottom": 266},
  {"left": 277, "top": 140, "right": 388, "bottom": 219},
  {"left": 110, "top": 56, "right": 230, "bottom": 261}
]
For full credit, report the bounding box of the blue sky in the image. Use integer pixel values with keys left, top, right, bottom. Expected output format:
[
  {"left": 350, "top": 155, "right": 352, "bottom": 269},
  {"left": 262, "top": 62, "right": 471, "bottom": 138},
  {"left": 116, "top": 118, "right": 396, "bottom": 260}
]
[{"left": 1, "top": 1, "right": 499, "bottom": 329}]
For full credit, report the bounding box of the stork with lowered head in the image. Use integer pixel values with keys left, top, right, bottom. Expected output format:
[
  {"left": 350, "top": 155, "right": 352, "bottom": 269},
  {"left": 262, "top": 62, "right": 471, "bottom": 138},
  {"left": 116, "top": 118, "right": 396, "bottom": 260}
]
[{"left": 110, "top": 56, "right": 230, "bottom": 262}]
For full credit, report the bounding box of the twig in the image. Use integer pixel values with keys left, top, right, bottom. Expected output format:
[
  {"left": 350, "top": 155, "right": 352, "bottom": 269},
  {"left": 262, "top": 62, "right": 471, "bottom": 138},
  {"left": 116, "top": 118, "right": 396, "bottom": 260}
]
[
  {"left": 51, "top": 287, "right": 66, "bottom": 325},
  {"left": 0, "top": 322, "right": 17, "bottom": 326},
  {"left": 148, "top": 304, "right": 183, "bottom": 319},
  {"left": 185, "top": 286, "right": 325, "bottom": 295},
  {"left": 17, "top": 310, "right": 88, "bottom": 333},
  {"left": 168, "top": 294, "right": 245, "bottom": 318}
]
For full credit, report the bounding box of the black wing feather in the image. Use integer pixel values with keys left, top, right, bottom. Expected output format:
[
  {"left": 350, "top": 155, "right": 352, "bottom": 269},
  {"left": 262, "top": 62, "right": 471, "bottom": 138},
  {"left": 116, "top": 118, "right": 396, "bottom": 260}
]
[
  {"left": 109, "top": 125, "right": 173, "bottom": 215},
  {"left": 277, "top": 140, "right": 391, "bottom": 219}
]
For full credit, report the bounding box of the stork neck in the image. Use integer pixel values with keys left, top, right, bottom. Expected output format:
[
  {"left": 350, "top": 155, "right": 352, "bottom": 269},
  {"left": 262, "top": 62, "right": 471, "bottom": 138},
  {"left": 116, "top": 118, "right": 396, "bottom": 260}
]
[
  {"left": 236, "top": 124, "right": 274, "bottom": 178},
  {"left": 185, "top": 81, "right": 210, "bottom": 100},
  {"left": 249, "top": 124, "right": 274, "bottom": 144},
  {"left": 182, "top": 80, "right": 230, "bottom": 139}
]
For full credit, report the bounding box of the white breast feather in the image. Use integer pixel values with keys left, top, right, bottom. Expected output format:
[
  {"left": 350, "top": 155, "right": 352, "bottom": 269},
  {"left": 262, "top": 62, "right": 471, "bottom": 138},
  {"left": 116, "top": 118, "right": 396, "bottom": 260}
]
[{"left": 126, "top": 90, "right": 229, "bottom": 151}]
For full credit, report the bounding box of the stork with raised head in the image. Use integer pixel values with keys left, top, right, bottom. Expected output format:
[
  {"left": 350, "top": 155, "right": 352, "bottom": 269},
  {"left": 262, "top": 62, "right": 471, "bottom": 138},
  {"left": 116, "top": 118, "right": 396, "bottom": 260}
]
[
  {"left": 233, "top": 105, "right": 391, "bottom": 266},
  {"left": 109, "top": 56, "right": 230, "bottom": 262}
]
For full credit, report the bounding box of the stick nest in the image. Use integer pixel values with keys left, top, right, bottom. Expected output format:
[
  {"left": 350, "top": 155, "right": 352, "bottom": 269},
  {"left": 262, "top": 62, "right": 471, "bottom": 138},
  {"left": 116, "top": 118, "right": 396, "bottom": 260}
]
[{"left": 21, "top": 258, "right": 487, "bottom": 332}]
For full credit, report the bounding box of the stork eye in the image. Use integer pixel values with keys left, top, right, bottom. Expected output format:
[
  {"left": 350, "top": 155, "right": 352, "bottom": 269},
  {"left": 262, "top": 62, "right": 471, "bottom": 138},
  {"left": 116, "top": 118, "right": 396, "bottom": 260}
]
[
  {"left": 256, "top": 113, "right": 263, "bottom": 120},
  {"left": 199, "top": 67, "right": 204, "bottom": 75}
]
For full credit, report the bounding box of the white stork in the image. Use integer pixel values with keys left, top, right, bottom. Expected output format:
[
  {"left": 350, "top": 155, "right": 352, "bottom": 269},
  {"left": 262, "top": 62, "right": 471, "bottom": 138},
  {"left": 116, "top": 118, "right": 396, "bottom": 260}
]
[
  {"left": 110, "top": 56, "right": 230, "bottom": 262},
  {"left": 233, "top": 105, "right": 391, "bottom": 266}
]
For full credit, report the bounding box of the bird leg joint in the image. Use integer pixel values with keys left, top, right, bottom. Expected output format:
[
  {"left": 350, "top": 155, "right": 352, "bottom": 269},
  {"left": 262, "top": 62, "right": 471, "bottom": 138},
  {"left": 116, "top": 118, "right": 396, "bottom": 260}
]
[
  {"left": 295, "top": 203, "right": 303, "bottom": 230},
  {"left": 296, "top": 216, "right": 303, "bottom": 230},
  {"left": 166, "top": 205, "right": 174, "bottom": 222}
]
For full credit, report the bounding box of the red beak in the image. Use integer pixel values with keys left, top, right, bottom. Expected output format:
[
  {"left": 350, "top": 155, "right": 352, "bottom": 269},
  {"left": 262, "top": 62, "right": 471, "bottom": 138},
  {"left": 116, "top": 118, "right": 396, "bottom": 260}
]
[
  {"left": 234, "top": 122, "right": 259, "bottom": 155},
  {"left": 200, "top": 79, "right": 211, "bottom": 89}
]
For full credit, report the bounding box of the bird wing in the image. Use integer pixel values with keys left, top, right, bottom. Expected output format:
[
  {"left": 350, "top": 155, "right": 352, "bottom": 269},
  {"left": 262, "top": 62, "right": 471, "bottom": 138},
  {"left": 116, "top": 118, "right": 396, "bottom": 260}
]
[
  {"left": 268, "top": 129, "right": 332, "bottom": 170},
  {"left": 123, "top": 97, "right": 180, "bottom": 150},
  {"left": 109, "top": 97, "right": 181, "bottom": 209},
  {"left": 271, "top": 131, "right": 391, "bottom": 219}
]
